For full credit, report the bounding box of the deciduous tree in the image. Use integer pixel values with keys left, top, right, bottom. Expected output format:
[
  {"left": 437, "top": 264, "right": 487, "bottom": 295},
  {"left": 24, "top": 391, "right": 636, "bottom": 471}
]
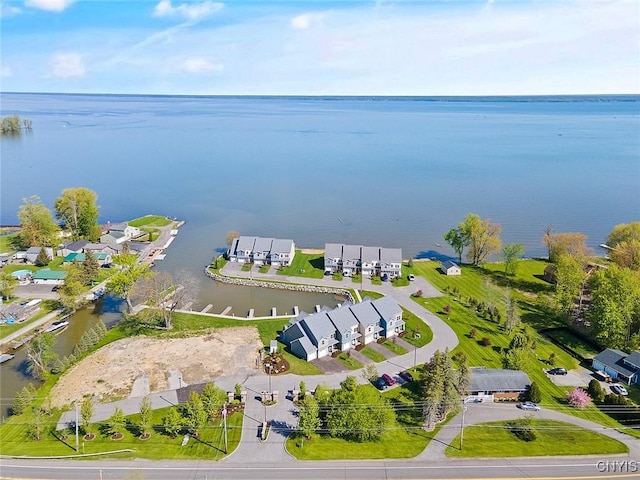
[
  {"left": 81, "top": 396, "right": 94, "bottom": 435},
  {"left": 184, "top": 391, "right": 207, "bottom": 436},
  {"left": 225, "top": 230, "right": 240, "bottom": 246},
  {"left": 501, "top": 243, "right": 525, "bottom": 276},
  {"left": 12, "top": 384, "right": 37, "bottom": 415},
  {"left": 566, "top": 388, "right": 592, "bottom": 409},
  {"left": 201, "top": 382, "right": 226, "bottom": 421},
  {"left": 544, "top": 231, "right": 591, "bottom": 264},
  {"left": 554, "top": 254, "right": 587, "bottom": 315},
  {"left": 106, "top": 253, "right": 151, "bottom": 313},
  {"left": 138, "top": 396, "right": 153, "bottom": 437},
  {"left": 108, "top": 407, "right": 126, "bottom": 436},
  {"left": 54, "top": 187, "right": 100, "bottom": 241},
  {"left": 26, "top": 332, "right": 57, "bottom": 380},
  {"left": 607, "top": 222, "right": 640, "bottom": 270},
  {"left": 459, "top": 213, "right": 502, "bottom": 266},
  {"left": 0, "top": 273, "right": 18, "bottom": 301},
  {"left": 444, "top": 227, "right": 468, "bottom": 264},
  {"left": 298, "top": 395, "right": 321, "bottom": 439},
  {"left": 17, "top": 195, "right": 60, "bottom": 248},
  {"left": 503, "top": 289, "right": 521, "bottom": 334},
  {"left": 162, "top": 407, "right": 183, "bottom": 437}
]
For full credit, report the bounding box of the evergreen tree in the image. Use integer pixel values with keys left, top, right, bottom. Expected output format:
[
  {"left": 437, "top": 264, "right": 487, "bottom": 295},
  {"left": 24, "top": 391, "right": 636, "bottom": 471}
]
[
  {"left": 587, "top": 379, "right": 605, "bottom": 403},
  {"left": 421, "top": 350, "right": 460, "bottom": 430},
  {"left": 82, "top": 249, "right": 100, "bottom": 284},
  {"left": 12, "top": 383, "right": 37, "bottom": 415},
  {"left": 35, "top": 247, "right": 51, "bottom": 267}
]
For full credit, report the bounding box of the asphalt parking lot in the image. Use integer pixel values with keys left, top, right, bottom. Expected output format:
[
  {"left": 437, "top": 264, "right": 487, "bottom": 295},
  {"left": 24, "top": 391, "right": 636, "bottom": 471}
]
[{"left": 13, "top": 283, "right": 59, "bottom": 300}]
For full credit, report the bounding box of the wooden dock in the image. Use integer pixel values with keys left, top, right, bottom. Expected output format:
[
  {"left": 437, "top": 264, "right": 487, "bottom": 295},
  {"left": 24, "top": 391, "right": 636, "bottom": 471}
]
[
  {"left": 248, "top": 309, "right": 254, "bottom": 318},
  {"left": 201, "top": 304, "right": 213, "bottom": 313},
  {"left": 221, "top": 306, "right": 232, "bottom": 315}
]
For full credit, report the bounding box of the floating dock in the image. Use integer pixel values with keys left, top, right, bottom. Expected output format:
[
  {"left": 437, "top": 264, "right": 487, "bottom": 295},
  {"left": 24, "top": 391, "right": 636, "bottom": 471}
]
[
  {"left": 221, "top": 306, "right": 232, "bottom": 315},
  {"left": 201, "top": 304, "right": 213, "bottom": 313}
]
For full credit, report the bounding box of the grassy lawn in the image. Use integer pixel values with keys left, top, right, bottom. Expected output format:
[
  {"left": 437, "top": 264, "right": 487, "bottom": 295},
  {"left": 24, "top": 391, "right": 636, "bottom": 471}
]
[
  {"left": 336, "top": 352, "right": 363, "bottom": 370},
  {"left": 381, "top": 339, "right": 408, "bottom": 356},
  {"left": 258, "top": 265, "right": 270, "bottom": 274},
  {"left": 0, "top": 232, "right": 20, "bottom": 252},
  {"left": 332, "top": 272, "right": 343, "bottom": 281},
  {"left": 544, "top": 328, "right": 600, "bottom": 360},
  {"left": 370, "top": 276, "right": 382, "bottom": 285},
  {"left": 276, "top": 251, "right": 324, "bottom": 279},
  {"left": 128, "top": 215, "right": 172, "bottom": 228},
  {"left": 360, "top": 346, "right": 386, "bottom": 362},
  {"left": 361, "top": 290, "right": 384, "bottom": 300},
  {"left": 446, "top": 420, "right": 628, "bottom": 457},
  {"left": 140, "top": 227, "right": 161, "bottom": 242},
  {"left": 400, "top": 307, "right": 433, "bottom": 348},
  {"left": 0, "top": 406, "right": 243, "bottom": 460},
  {"left": 241, "top": 263, "right": 252, "bottom": 272},
  {"left": 410, "top": 259, "right": 638, "bottom": 435}
]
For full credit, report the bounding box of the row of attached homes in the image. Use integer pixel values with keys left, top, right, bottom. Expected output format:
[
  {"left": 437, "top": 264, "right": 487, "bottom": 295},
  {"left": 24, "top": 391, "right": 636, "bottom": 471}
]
[
  {"left": 324, "top": 243, "right": 402, "bottom": 277},
  {"left": 281, "top": 297, "right": 406, "bottom": 361},
  {"left": 227, "top": 236, "right": 296, "bottom": 267}
]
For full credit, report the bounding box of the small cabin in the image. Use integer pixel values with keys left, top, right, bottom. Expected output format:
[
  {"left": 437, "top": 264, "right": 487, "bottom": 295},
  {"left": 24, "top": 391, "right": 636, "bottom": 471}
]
[{"left": 441, "top": 260, "right": 461, "bottom": 276}]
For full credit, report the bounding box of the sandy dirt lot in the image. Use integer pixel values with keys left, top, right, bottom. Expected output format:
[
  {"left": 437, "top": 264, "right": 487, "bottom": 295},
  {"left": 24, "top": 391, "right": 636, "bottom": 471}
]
[{"left": 49, "top": 327, "right": 262, "bottom": 408}]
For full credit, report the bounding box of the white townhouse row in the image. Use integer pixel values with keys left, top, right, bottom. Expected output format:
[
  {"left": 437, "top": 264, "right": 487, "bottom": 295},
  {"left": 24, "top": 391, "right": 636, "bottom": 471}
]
[
  {"left": 227, "top": 236, "right": 296, "bottom": 267},
  {"left": 324, "top": 243, "right": 402, "bottom": 278},
  {"left": 281, "top": 297, "right": 406, "bottom": 361}
]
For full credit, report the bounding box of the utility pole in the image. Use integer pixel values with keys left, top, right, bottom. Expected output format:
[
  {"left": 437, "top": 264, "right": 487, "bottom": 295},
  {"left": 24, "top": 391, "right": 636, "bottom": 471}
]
[
  {"left": 222, "top": 403, "right": 228, "bottom": 454},
  {"left": 75, "top": 401, "right": 79, "bottom": 452},
  {"left": 460, "top": 398, "right": 466, "bottom": 451},
  {"left": 413, "top": 344, "right": 417, "bottom": 368}
]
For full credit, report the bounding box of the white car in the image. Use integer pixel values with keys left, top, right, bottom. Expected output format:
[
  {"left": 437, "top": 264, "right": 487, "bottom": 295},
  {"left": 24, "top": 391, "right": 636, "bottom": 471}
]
[
  {"left": 610, "top": 384, "right": 628, "bottom": 396},
  {"left": 517, "top": 401, "right": 541, "bottom": 411}
]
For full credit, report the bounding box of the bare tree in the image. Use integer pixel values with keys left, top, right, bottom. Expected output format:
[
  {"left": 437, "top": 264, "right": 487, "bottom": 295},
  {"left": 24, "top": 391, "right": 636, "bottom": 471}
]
[
  {"left": 225, "top": 230, "right": 240, "bottom": 246},
  {"left": 132, "top": 270, "right": 198, "bottom": 329}
]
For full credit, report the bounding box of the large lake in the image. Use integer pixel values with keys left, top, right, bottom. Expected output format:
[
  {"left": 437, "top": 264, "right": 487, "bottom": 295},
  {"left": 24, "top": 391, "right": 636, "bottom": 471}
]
[{"left": 1, "top": 93, "right": 639, "bottom": 300}]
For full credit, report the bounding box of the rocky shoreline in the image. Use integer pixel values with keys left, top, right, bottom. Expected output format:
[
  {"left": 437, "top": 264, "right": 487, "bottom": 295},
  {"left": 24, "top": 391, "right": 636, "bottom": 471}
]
[{"left": 203, "top": 267, "right": 355, "bottom": 303}]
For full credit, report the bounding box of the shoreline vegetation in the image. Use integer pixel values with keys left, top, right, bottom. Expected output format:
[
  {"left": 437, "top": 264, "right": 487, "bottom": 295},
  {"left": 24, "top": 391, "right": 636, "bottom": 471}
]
[{"left": 1, "top": 115, "right": 32, "bottom": 135}]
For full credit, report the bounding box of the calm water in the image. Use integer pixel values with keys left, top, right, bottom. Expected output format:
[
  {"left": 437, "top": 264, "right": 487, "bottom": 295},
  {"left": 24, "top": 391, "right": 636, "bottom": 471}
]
[{"left": 1, "top": 93, "right": 638, "bottom": 414}]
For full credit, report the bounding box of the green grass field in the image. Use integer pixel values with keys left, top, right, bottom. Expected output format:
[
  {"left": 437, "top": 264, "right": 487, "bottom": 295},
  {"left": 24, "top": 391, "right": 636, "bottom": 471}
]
[
  {"left": 446, "top": 419, "right": 628, "bottom": 457},
  {"left": 381, "top": 339, "right": 408, "bottom": 356},
  {"left": 401, "top": 307, "right": 433, "bottom": 348},
  {"left": 360, "top": 346, "right": 386, "bottom": 362},
  {"left": 544, "top": 328, "right": 600, "bottom": 360},
  {"left": 409, "top": 259, "right": 638, "bottom": 435},
  {"left": 0, "top": 232, "right": 20, "bottom": 252},
  {"left": 336, "top": 352, "right": 364, "bottom": 370},
  {"left": 128, "top": 215, "right": 172, "bottom": 227},
  {"left": 276, "top": 251, "right": 325, "bottom": 279},
  {"left": 0, "top": 406, "right": 243, "bottom": 460}
]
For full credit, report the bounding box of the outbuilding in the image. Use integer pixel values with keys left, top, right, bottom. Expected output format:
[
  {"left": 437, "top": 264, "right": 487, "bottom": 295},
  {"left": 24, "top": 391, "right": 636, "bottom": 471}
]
[
  {"left": 31, "top": 269, "right": 67, "bottom": 285},
  {"left": 441, "top": 260, "right": 461, "bottom": 276},
  {"left": 469, "top": 368, "right": 531, "bottom": 402}
]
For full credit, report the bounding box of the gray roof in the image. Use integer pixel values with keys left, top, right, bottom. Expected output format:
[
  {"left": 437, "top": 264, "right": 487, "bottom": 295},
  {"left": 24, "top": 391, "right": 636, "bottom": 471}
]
[
  {"left": 229, "top": 238, "right": 239, "bottom": 255},
  {"left": 324, "top": 243, "right": 343, "bottom": 260},
  {"left": 624, "top": 352, "right": 640, "bottom": 370},
  {"left": 361, "top": 246, "right": 380, "bottom": 264},
  {"left": 469, "top": 368, "right": 530, "bottom": 393},
  {"left": 291, "top": 336, "right": 315, "bottom": 356},
  {"left": 342, "top": 244, "right": 362, "bottom": 261},
  {"left": 350, "top": 300, "right": 382, "bottom": 327},
  {"left": 236, "top": 236, "right": 257, "bottom": 252},
  {"left": 26, "top": 247, "right": 46, "bottom": 254},
  {"left": 371, "top": 296, "right": 401, "bottom": 320},
  {"left": 108, "top": 222, "right": 129, "bottom": 232},
  {"left": 327, "top": 305, "right": 358, "bottom": 333},
  {"left": 253, "top": 237, "right": 274, "bottom": 253},
  {"left": 85, "top": 242, "right": 122, "bottom": 252},
  {"left": 272, "top": 238, "right": 294, "bottom": 254},
  {"left": 64, "top": 240, "right": 89, "bottom": 252},
  {"left": 594, "top": 349, "right": 637, "bottom": 378},
  {"left": 301, "top": 312, "right": 338, "bottom": 346},
  {"left": 442, "top": 260, "right": 459, "bottom": 270},
  {"left": 380, "top": 247, "right": 402, "bottom": 264}
]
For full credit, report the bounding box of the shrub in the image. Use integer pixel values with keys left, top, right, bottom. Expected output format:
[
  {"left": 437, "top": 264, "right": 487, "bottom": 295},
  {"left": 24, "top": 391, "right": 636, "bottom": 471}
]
[
  {"left": 548, "top": 352, "right": 557, "bottom": 366},
  {"left": 566, "top": 387, "right": 592, "bottom": 409},
  {"left": 443, "top": 304, "right": 451, "bottom": 315},
  {"left": 469, "top": 328, "right": 477, "bottom": 338},
  {"left": 587, "top": 379, "right": 605, "bottom": 403},
  {"left": 527, "top": 382, "right": 542, "bottom": 403},
  {"left": 508, "top": 416, "right": 537, "bottom": 442},
  {"left": 412, "top": 289, "right": 423, "bottom": 298},
  {"left": 481, "top": 337, "right": 492, "bottom": 346}
]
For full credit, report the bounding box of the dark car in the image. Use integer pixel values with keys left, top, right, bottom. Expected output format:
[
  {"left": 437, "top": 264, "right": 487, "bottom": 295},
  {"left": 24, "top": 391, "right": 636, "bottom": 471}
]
[
  {"left": 375, "top": 377, "right": 387, "bottom": 390},
  {"left": 399, "top": 370, "right": 414, "bottom": 383},
  {"left": 382, "top": 373, "right": 396, "bottom": 386},
  {"left": 548, "top": 367, "right": 567, "bottom": 375}
]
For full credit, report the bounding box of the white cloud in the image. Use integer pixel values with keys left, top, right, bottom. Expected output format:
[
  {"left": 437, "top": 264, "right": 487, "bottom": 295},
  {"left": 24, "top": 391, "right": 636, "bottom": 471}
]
[
  {"left": 49, "top": 52, "right": 85, "bottom": 78},
  {"left": 0, "top": 65, "right": 13, "bottom": 77},
  {"left": 153, "top": 0, "right": 223, "bottom": 21},
  {"left": 291, "top": 12, "right": 324, "bottom": 30},
  {"left": 24, "top": 0, "right": 74, "bottom": 12},
  {"left": 181, "top": 57, "right": 223, "bottom": 74},
  {"left": 0, "top": 2, "right": 22, "bottom": 17}
]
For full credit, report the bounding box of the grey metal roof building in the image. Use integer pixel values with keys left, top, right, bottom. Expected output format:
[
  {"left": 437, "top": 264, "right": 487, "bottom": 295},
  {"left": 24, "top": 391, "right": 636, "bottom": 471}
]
[{"left": 469, "top": 368, "right": 531, "bottom": 394}]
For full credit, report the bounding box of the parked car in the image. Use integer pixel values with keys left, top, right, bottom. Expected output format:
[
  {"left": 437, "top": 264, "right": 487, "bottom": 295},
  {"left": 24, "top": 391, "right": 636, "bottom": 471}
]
[
  {"left": 399, "top": 370, "right": 414, "bottom": 383},
  {"left": 375, "top": 377, "right": 388, "bottom": 390},
  {"left": 517, "top": 401, "right": 541, "bottom": 411},
  {"left": 381, "top": 274, "right": 389, "bottom": 282},
  {"left": 382, "top": 373, "right": 396, "bottom": 386},
  {"left": 408, "top": 274, "right": 415, "bottom": 281},
  {"left": 548, "top": 367, "right": 567, "bottom": 375},
  {"left": 610, "top": 384, "right": 629, "bottom": 396}
]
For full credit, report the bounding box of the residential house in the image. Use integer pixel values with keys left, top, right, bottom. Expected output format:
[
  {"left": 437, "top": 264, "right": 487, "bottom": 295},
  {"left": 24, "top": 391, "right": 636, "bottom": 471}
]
[
  {"left": 31, "top": 269, "right": 66, "bottom": 285},
  {"left": 282, "top": 297, "right": 404, "bottom": 361},
  {"left": 441, "top": 260, "right": 461, "bottom": 276},
  {"left": 227, "top": 236, "right": 296, "bottom": 266},
  {"left": 324, "top": 243, "right": 343, "bottom": 274},
  {"left": 361, "top": 246, "right": 380, "bottom": 276},
  {"left": 100, "top": 222, "right": 142, "bottom": 245},
  {"left": 468, "top": 368, "right": 531, "bottom": 401},
  {"left": 270, "top": 238, "right": 296, "bottom": 267},
  {"left": 84, "top": 243, "right": 123, "bottom": 256},
  {"left": 25, "top": 247, "right": 54, "bottom": 264},
  {"left": 59, "top": 240, "right": 89, "bottom": 257},
  {"left": 63, "top": 252, "right": 112, "bottom": 267},
  {"left": 341, "top": 245, "right": 362, "bottom": 276},
  {"left": 592, "top": 349, "right": 640, "bottom": 385},
  {"left": 380, "top": 248, "right": 402, "bottom": 278}
]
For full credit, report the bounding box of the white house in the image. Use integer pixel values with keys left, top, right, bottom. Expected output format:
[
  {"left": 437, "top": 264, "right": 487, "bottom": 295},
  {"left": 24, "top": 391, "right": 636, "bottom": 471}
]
[
  {"left": 100, "top": 222, "right": 142, "bottom": 245},
  {"left": 441, "top": 260, "right": 461, "bottom": 276},
  {"left": 228, "top": 236, "right": 296, "bottom": 266},
  {"left": 324, "top": 243, "right": 402, "bottom": 277}
]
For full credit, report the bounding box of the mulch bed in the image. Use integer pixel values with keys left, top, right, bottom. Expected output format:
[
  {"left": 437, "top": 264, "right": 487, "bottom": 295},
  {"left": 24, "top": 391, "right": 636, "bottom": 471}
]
[
  {"left": 263, "top": 353, "right": 289, "bottom": 374},
  {"left": 111, "top": 433, "right": 124, "bottom": 440}
]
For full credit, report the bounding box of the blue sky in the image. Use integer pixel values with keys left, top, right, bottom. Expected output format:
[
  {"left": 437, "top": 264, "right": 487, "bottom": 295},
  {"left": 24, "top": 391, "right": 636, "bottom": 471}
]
[{"left": 1, "top": 0, "right": 638, "bottom": 95}]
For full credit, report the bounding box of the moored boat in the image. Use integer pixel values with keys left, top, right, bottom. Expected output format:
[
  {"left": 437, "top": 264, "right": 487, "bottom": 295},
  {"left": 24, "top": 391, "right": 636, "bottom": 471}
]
[
  {"left": 44, "top": 320, "right": 69, "bottom": 334},
  {"left": 0, "top": 353, "right": 15, "bottom": 364}
]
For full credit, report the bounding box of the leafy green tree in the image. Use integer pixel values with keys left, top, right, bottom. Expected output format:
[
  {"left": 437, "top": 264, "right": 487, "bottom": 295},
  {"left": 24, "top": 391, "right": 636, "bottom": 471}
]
[
  {"left": 361, "top": 364, "right": 379, "bottom": 383},
  {"left": 459, "top": 213, "right": 502, "bottom": 266},
  {"left": 607, "top": 222, "right": 640, "bottom": 270},
  {"left": 28, "top": 407, "right": 46, "bottom": 440},
  {"left": 107, "top": 253, "right": 151, "bottom": 312},
  {"left": 508, "top": 415, "right": 537, "bottom": 442},
  {"left": 184, "top": 391, "right": 207, "bottom": 436},
  {"left": 54, "top": 187, "right": 100, "bottom": 241},
  {"left": 422, "top": 349, "right": 460, "bottom": 430},
  {"left": 554, "top": 254, "right": 587, "bottom": 315},
  {"left": 544, "top": 231, "right": 591, "bottom": 264},
  {"left": 502, "top": 347, "right": 528, "bottom": 370},
  {"left": 501, "top": 243, "right": 525, "bottom": 276},
  {"left": 201, "top": 382, "right": 226, "bottom": 421},
  {"left": 26, "top": 332, "right": 57, "bottom": 380},
  {"left": 162, "top": 407, "right": 183, "bottom": 437},
  {"left": 58, "top": 264, "right": 87, "bottom": 312},
  {"left": 17, "top": 195, "right": 60, "bottom": 248},
  {"left": 82, "top": 249, "right": 100, "bottom": 283},
  {"left": 81, "top": 396, "right": 94, "bottom": 435},
  {"left": 234, "top": 383, "right": 242, "bottom": 400},
  {"left": 444, "top": 227, "right": 469, "bottom": 264},
  {"left": 0, "top": 272, "right": 18, "bottom": 301},
  {"left": 12, "top": 383, "right": 37, "bottom": 415},
  {"left": 503, "top": 289, "right": 521, "bottom": 334},
  {"left": 587, "top": 379, "right": 605, "bottom": 403},
  {"left": 588, "top": 264, "right": 640, "bottom": 349},
  {"left": 108, "top": 407, "right": 126, "bottom": 436},
  {"left": 138, "top": 396, "right": 153, "bottom": 436},
  {"left": 527, "top": 382, "right": 542, "bottom": 403},
  {"left": 297, "top": 394, "right": 321, "bottom": 439},
  {"left": 35, "top": 247, "right": 51, "bottom": 267},
  {"left": 313, "top": 383, "right": 332, "bottom": 405}
]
